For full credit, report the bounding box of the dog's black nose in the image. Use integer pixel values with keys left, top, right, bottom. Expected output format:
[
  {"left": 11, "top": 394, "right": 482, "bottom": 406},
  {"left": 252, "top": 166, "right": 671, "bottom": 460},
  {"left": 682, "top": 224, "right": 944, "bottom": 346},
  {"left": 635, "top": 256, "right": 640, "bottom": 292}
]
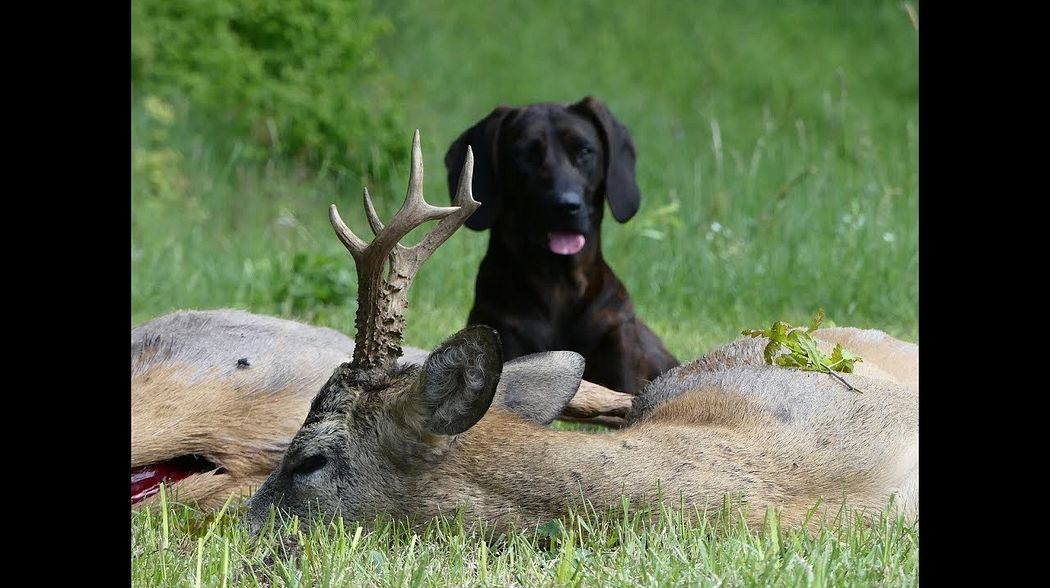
[{"left": 553, "top": 191, "right": 584, "bottom": 215}]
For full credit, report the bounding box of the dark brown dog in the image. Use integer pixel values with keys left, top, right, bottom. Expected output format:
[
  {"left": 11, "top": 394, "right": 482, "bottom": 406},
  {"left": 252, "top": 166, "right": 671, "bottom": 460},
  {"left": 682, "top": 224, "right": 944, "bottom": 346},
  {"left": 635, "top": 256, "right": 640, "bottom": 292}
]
[{"left": 444, "top": 96, "right": 679, "bottom": 395}]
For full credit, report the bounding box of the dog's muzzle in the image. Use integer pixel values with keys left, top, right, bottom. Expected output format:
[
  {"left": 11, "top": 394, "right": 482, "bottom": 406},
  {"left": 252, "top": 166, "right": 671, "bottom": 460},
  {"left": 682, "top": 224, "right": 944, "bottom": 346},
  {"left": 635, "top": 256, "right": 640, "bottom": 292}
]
[{"left": 543, "top": 192, "right": 591, "bottom": 255}]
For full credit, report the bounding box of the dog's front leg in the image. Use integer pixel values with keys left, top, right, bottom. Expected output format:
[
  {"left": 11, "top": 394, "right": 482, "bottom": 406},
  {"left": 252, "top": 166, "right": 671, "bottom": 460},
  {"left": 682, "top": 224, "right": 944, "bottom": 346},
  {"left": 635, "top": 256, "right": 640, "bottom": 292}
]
[{"left": 581, "top": 322, "right": 650, "bottom": 395}]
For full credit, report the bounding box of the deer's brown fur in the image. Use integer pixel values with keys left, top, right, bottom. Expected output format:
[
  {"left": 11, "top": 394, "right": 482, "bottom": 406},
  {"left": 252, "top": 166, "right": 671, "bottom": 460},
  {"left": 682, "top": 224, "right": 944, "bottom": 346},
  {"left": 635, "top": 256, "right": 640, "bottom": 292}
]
[
  {"left": 131, "top": 310, "right": 617, "bottom": 509},
  {"left": 132, "top": 309, "right": 366, "bottom": 508},
  {"left": 245, "top": 325, "right": 917, "bottom": 534}
]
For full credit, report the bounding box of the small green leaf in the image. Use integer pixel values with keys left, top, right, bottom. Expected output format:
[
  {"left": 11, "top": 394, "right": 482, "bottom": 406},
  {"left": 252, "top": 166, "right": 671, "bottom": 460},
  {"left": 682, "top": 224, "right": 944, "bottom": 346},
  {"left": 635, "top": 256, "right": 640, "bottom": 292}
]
[
  {"left": 828, "top": 344, "right": 862, "bottom": 373},
  {"left": 795, "top": 333, "right": 826, "bottom": 372},
  {"left": 742, "top": 311, "right": 864, "bottom": 391},
  {"left": 537, "top": 519, "right": 565, "bottom": 540},
  {"left": 763, "top": 340, "right": 780, "bottom": 365},
  {"left": 808, "top": 308, "right": 826, "bottom": 333},
  {"left": 770, "top": 321, "right": 790, "bottom": 341}
]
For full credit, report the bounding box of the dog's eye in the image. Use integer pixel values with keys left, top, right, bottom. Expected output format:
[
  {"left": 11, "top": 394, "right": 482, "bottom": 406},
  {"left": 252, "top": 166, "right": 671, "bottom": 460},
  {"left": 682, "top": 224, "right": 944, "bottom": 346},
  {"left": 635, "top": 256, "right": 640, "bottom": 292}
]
[{"left": 574, "top": 145, "right": 594, "bottom": 165}]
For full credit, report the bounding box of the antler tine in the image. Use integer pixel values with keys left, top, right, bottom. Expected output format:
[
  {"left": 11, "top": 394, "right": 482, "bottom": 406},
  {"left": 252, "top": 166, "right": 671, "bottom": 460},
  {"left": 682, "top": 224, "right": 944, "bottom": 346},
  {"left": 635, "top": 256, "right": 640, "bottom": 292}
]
[
  {"left": 329, "top": 203, "right": 368, "bottom": 260},
  {"left": 363, "top": 187, "right": 384, "bottom": 236},
  {"left": 452, "top": 146, "right": 479, "bottom": 208},
  {"left": 406, "top": 128, "right": 426, "bottom": 206},
  {"left": 407, "top": 146, "right": 481, "bottom": 265},
  {"left": 373, "top": 129, "right": 462, "bottom": 249}
]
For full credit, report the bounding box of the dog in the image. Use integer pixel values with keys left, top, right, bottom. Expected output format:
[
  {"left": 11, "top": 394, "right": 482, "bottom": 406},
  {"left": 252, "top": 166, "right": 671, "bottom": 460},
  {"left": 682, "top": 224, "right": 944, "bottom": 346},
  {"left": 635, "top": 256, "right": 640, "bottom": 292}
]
[{"left": 444, "top": 96, "right": 679, "bottom": 395}]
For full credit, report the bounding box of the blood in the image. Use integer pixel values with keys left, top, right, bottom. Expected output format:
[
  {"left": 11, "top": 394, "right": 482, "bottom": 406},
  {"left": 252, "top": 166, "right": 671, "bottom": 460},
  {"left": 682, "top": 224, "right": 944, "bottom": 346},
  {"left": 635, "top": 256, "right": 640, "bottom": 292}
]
[{"left": 131, "top": 455, "right": 224, "bottom": 504}]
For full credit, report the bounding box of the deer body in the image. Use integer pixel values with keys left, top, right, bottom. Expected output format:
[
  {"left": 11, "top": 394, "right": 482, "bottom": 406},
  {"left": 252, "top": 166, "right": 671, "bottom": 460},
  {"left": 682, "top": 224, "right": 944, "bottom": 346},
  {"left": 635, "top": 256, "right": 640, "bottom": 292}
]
[
  {"left": 429, "top": 337, "right": 916, "bottom": 532},
  {"left": 248, "top": 327, "right": 917, "bottom": 533}
]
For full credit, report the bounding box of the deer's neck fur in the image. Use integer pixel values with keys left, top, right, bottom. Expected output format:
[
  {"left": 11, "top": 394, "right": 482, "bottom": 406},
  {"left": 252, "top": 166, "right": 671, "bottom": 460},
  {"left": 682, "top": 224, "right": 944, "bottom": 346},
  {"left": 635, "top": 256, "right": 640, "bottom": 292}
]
[{"left": 409, "top": 368, "right": 918, "bottom": 532}]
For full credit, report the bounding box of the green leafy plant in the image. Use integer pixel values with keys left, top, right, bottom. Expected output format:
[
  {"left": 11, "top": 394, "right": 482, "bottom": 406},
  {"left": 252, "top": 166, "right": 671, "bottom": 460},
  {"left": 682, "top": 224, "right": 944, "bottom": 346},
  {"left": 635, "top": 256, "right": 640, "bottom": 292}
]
[
  {"left": 743, "top": 309, "right": 863, "bottom": 392},
  {"left": 269, "top": 252, "right": 355, "bottom": 316},
  {"left": 131, "top": 0, "right": 405, "bottom": 171}
]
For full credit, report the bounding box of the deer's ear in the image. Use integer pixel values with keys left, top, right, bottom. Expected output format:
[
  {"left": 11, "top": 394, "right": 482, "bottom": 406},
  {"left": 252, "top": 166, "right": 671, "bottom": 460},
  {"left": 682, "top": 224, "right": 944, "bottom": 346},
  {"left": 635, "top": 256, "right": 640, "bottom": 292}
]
[
  {"left": 415, "top": 326, "right": 503, "bottom": 435},
  {"left": 493, "top": 352, "right": 585, "bottom": 425}
]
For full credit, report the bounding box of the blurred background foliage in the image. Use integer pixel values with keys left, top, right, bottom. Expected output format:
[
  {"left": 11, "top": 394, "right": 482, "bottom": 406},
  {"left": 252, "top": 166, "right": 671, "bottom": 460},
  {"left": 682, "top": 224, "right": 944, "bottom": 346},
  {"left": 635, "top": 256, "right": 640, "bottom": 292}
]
[
  {"left": 131, "top": 0, "right": 406, "bottom": 173},
  {"left": 131, "top": 0, "right": 918, "bottom": 355}
]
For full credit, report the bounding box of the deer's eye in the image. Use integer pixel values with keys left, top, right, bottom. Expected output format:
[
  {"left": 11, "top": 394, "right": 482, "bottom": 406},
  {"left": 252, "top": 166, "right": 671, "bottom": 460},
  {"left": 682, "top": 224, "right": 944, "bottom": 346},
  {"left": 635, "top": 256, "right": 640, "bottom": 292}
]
[{"left": 292, "top": 454, "right": 327, "bottom": 477}]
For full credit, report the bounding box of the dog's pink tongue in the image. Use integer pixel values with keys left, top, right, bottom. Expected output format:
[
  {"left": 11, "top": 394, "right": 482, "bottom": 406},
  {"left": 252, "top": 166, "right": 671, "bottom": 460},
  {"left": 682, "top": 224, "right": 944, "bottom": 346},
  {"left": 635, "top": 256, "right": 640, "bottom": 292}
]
[{"left": 549, "top": 232, "right": 586, "bottom": 255}]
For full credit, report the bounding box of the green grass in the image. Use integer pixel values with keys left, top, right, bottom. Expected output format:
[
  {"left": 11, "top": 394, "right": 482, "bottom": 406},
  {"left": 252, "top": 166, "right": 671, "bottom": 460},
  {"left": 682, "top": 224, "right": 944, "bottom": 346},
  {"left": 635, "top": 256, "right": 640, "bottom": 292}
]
[
  {"left": 133, "top": 494, "right": 918, "bottom": 587},
  {"left": 132, "top": 0, "right": 918, "bottom": 584}
]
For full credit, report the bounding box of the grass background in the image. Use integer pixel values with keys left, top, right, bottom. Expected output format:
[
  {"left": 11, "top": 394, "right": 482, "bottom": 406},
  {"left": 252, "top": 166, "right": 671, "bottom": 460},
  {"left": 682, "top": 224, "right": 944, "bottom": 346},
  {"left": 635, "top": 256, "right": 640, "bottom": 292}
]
[{"left": 132, "top": 0, "right": 919, "bottom": 584}]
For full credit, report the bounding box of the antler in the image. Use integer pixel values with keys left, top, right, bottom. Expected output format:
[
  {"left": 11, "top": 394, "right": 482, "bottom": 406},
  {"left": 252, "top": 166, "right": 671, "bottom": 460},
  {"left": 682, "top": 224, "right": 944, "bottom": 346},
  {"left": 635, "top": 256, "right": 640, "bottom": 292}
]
[{"left": 330, "top": 130, "right": 480, "bottom": 377}]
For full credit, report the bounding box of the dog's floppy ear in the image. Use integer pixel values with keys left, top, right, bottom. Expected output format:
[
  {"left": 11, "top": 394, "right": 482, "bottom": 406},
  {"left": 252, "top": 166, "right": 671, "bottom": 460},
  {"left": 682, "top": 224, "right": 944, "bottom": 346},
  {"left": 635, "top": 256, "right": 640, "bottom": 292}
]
[
  {"left": 573, "top": 97, "right": 641, "bottom": 223},
  {"left": 445, "top": 106, "right": 513, "bottom": 230}
]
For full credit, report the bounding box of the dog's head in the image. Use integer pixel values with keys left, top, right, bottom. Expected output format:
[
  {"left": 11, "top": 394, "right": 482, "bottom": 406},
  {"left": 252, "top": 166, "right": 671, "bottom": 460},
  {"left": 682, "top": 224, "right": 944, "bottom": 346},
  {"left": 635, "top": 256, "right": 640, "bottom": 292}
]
[{"left": 444, "top": 96, "right": 641, "bottom": 257}]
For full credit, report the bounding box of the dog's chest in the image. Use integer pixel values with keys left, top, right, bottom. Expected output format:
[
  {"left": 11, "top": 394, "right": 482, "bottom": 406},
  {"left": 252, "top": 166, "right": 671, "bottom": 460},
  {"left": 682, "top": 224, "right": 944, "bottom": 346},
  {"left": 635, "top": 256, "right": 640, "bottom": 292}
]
[{"left": 494, "top": 283, "right": 588, "bottom": 349}]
